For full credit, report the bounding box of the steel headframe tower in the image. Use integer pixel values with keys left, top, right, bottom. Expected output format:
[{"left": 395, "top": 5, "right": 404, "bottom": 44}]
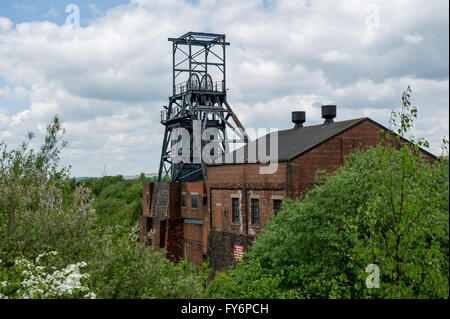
[{"left": 158, "top": 32, "right": 247, "bottom": 183}]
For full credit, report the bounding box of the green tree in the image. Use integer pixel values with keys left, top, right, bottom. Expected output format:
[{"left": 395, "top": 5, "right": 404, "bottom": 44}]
[
  {"left": 0, "top": 116, "right": 97, "bottom": 266},
  {"left": 0, "top": 115, "right": 209, "bottom": 299},
  {"left": 221, "top": 87, "right": 448, "bottom": 299},
  {"left": 343, "top": 86, "right": 449, "bottom": 298},
  {"left": 207, "top": 260, "right": 290, "bottom": 298},
  {"left": 246, "top": 149, "right": 380, "bottom": 298}
]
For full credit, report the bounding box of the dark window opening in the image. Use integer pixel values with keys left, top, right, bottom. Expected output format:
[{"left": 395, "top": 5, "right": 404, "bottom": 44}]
[
  {"left": 251, "top": 198, "right": 259, "bottom": 225},
  {"left": 191, "top": 194, "right": 199, "bottom": 208},
  {"left": 232, "top": 198, "right": 240, "bottom": 223},
  {"left": 146, "top": 192, "right": 149, "bottom": 206},
  {"left": 160, "top": 220, "right": 166, "bottom": 248},
  {"left": 203, "top": 195, "right": 207, "bottom": 207},
  {"left": 273, "top": 199, "right": 282, "bottom": 216},
  {"left": 155, "top": 191, "right": 168, "bottom": 206},
  {"left": 181, "top": 194, "right": 186, "bottom": 208}
]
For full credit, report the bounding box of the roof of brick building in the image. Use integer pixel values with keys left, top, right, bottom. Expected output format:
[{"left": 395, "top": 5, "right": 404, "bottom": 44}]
[
  {"left": 211, "top": 117, "right": 368, "bottom": 165},
  {"left": 210, "top": 116, "right": 436, "bottom": 166},
  {"left": 265, "top": 117, "right": 367, "bottom": 161}
]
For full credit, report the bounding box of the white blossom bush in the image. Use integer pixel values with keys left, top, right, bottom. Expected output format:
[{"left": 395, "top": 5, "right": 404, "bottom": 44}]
[
  {"left": 0, "top": 252, "right": 95, "bottom": 299},
  {"left": 0, "top": 116, "right": 97, "bottom": 270},
  {"left": 0, "top": 116, "right": 210, "bottom": 299}
]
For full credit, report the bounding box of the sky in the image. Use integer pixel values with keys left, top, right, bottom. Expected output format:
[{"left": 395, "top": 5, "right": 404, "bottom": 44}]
[{"left": 0, "top": 0, "right": 448, "bottom": 177}]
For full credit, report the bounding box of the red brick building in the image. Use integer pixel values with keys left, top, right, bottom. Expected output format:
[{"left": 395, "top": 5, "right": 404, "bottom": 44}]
[
  {"left": 140, "top": 182, "right": 209, "bottom": 263},
  {"left": 140, "top": 106, "right": 436, "bottom": 270}
]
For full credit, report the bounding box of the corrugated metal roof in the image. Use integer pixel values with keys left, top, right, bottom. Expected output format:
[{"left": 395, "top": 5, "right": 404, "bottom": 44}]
[{"left": 211, "top": 117, "right": 367, "bottom": 165}]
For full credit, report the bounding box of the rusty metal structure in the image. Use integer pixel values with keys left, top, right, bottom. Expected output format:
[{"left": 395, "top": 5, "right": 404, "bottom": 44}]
[{"left": 158, "top": 32, "right": 247, "bottom": 183}]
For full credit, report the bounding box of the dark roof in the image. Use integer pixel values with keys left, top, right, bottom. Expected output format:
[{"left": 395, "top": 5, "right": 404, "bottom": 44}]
[
  {"left": 267, "top": 117, "right": 367, "bottom": 161},
  {"left": 210, "top": 118, "right": 367, "bottom": 166},
  {"left": 209, "top": 117, "right": 437, "bottom": 167}
]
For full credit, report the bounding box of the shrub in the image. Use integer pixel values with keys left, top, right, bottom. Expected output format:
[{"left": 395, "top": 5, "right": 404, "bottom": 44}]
[{"left": 0, "top": 251, "right": 95, "bottom": 299}]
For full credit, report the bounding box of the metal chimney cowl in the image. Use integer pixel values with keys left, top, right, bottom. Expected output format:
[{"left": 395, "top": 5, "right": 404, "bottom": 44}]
[
  {"left": 321, "top": 105, "right": 336, "bottom": 124},
  {"left": 292, "top": 111, "right": 306, "bottom": 128}
]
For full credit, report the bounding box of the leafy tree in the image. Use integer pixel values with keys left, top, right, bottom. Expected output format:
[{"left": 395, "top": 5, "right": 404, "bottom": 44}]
[
  {"left": 222, "top": 87, "right": 448, "bottom": 299},
  {"left": 207, "top": 260, "right": 297, "bottom": 298},
  {"left": 0, "top": 251, "right": 95, "bottom": 299},
  {"left": 77, "top": 175, "right": 156, "bottom": 236},
  {"left": 0, "top": 115, "right": 97, "bottom": 266},
  {"left": 87, "top": 226, "right": 208, "bottom": 299},
  {"left": 246, "top": 149, "right": 380, "bottom": 298},
  {"left": 341, "top": 86, "right": 449, "bottom": 298},
  {"left": 0, "top": 115, "right": 209, "bottom": 299}
]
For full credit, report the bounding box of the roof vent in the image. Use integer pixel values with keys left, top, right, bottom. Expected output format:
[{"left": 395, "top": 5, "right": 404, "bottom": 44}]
[
  {"left": 321, "top": 105, "right": 336, "bottom": 124},
  {"left": 292, "top": 111, "right": 306, "bottom": 128}
]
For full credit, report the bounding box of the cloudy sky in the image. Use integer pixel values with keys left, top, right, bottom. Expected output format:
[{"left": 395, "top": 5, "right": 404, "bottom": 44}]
[{"left": 0, "top": 0, "right": 448, "bottom": 177}]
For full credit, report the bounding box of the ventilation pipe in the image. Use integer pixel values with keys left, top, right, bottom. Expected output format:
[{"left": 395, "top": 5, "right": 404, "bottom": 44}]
[
  {"left": 292, "top": 111, "right": 306, "bottom": 128},
  {"left": 321, "top": 105, "right": 336, "bottom": 124}
]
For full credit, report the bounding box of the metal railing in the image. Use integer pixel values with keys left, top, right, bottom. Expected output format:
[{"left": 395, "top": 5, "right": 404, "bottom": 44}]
[
  {"left": 174, "top": 80, "right": 225, "bottom": 95},
  {"left": 161, "top": 110, "right": 169, "bottom": 122},
  {"left": 161, "top": 106, "right": 184, "bottom": 123}
]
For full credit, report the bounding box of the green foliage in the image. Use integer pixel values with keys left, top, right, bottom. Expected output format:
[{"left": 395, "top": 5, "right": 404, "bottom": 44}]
[
  {"left": 246, "top": 149, "right": 380, "bottom": 298},
  {"left": 2, "top": 85, "right": 447, "bottom": 299},
  {"left": 342, "top": 87, "right": 449, "bottom": 298},
  {"left": 207, "top": 260, "right": 291, "bottom": 298},
  {"left": 77, "top": 175, "right": 156, "bottom": 235},
  {"left": 87, "top": 228, "right": 208, "bottom": 299},
  {"left": 223, "top": 86, "right": 448, "bottom": 299},
  {"left": 78, "top": 175, "right": 124, "bottom": 197},
  {"left": 0, "top": 115, "right": 208, "bottom": 299},
  {"left": 0, "top": 252, "right": 95, "bottom": 299},
  {"left": 0, "top": 115, "right": 97, "bottom": 266}
]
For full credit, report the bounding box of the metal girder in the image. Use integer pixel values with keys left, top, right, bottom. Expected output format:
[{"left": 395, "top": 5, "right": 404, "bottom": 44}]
[
  {"left": 168, "top": 38, "right": 230, "bottom": 46},
  {"left": 157, "top": 32, "right": 247, "bottom": 183}
]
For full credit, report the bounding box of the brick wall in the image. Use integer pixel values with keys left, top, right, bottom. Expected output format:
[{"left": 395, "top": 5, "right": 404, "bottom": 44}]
[
  {"left": 180, "top": 183, "right": 207, "bottom": 262},
  {"left": 139, "top": 215, "right": 152, "bottom": 244},
  {"left": 140, "top": 182, "right": 209, "bottom": 263},
  {"left": 207, "top": 230, "right": 254, "bottom": 271},
  {"left": 181, "top": 183, "right": 207, "bottom": 219},
  {"left": 207, "top": 162, "right": 288, "bottom": 188},
  {"left": 206, "top": 162, "right": 288, "bottom": 270},
  {"left": 184, "top": 220, "right": 203, "bottom": 263},
  {"left": 185, "top": 240, "right": 203, "bottom": 264},
  {"left": 288, "top": 120, "right": 381, "bottom": 197},
  {"left": 209, "top": 188, "right": 286, "bottom": 236},
  {"left": 166, "top": 218, "right": 184, "bottom": 262},
  {"left": 184, "top": 223, "right": 202, "bottom": 242},
  {"left": 142, "top": 119, "right": 436, "bottom": 269},
  {"left": 142, "top": 182, "right": 154, "bottom": 216},
  {"left": 205, "top": 120, "right": 387, "bottom": 270}
]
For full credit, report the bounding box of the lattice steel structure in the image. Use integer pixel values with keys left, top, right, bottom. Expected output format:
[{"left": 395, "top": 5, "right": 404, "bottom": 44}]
[{"left": 158, "top": 32, "right": 247, "bottom": 182}]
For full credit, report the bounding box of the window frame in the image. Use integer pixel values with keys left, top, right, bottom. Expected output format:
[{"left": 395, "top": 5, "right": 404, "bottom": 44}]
[
  {"left": 191, "top": 194, "right": 199, "bottom": 209},
  {"left": 232, "top": 198, "right": 240, "bottom": 223},
  {"left": 181, "top": 193, "right": 186, "bottom": 208},
  {"left": 273, "top": 199, "right": 282, "bottom": 216},
  {"left": 251, "top": 198, "right": 260, "bottom": 225}
]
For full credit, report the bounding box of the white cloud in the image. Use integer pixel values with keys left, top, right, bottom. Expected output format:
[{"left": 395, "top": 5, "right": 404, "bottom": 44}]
[
  {"left": 0, "top": 86, "right": 30, "bottom": 100},
  {"left": 318, "top": 50, "right": 351, "bottom": 63},
  {"left": 403, "top": 33, "right": 424, "bottom": 44},
  {"left": 0, "top": 0, "right": 448, "bottom": 176},
  {"left": 0, "top": 17, "right": 13, "bottom": 32}
]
